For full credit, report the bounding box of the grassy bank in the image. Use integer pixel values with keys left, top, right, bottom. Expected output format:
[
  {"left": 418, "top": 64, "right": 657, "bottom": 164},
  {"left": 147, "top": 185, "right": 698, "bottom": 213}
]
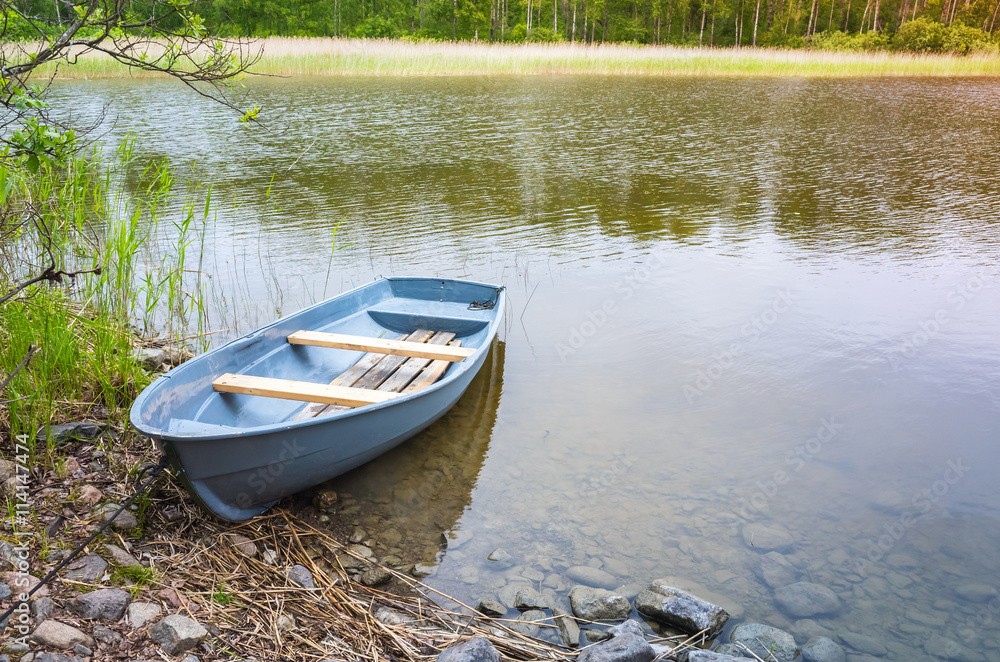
[{"left": 33, "top": 37, "right": 1000, "bottom": 78}]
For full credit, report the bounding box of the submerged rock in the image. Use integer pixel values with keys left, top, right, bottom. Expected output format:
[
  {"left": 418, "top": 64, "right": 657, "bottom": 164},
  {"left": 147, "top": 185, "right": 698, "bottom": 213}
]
[
  {"left": 741, "top": 524, "right": 794, "bottom": 553},
  {"left": 569, "top": 587, "right": 631, "bottom": 621},
  {"left": 476, "top": 598, "right": 506, "bottom": 617},
  {"left": 634, "top": 582, "right": 729, "bottom": 636},
  {"left": 436, "top": 637, "right": 501, "bottom": 662},
  {"left": 514, "top": 587, "right": 549, "bottom": 611},
  {"left": 773, "top": 582, "right": 841, "bottom": 618},
  {"left": 683, "top": 652, "right": 748, "bottom": 662},
  {"left": 511, "top": 609, "right": 546, "bottom": 636},
  {"left": 755, "top": 551, "right": 798, "bottom": 588},
  {"left": 801, "top": 637, "right": 846, "bottom": 662},
  {"left": 729, "top": 623, "right": 798, "bottom": 662},
  {"left": 566, "top": 566, "right": 619, "bottom": 590}
]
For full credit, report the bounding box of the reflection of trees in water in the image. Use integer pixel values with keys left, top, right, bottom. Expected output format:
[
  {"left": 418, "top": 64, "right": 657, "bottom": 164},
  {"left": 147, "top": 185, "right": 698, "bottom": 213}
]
[{"left": 313, "top": 339, "right": 505, "bottom": 566}]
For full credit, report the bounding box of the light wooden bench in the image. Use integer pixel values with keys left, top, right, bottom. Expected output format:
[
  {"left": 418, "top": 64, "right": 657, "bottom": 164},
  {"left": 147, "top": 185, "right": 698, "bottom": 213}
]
[{"left": 212, "top": 329, "right": 467, "bottom": 417}]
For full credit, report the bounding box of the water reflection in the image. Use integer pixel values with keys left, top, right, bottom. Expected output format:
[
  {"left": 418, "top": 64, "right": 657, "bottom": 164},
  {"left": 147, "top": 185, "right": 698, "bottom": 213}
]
[
  {"left": 307, "top": 339, "right": 505, "bottom": 566},
  {"left": 50, "top": 75, "right": 1000, "bottom": 661}
]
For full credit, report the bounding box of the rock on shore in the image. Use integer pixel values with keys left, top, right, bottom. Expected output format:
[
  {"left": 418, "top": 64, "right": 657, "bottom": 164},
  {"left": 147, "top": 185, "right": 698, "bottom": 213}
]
[{"left": 634, "top": 581, "right": 729, "bottom": 636}]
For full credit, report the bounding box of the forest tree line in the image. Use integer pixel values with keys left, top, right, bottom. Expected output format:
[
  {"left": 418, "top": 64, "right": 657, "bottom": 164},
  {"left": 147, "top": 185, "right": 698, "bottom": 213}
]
[{"left": 6, "top": 0, "right": 1000, "bottom": 50}]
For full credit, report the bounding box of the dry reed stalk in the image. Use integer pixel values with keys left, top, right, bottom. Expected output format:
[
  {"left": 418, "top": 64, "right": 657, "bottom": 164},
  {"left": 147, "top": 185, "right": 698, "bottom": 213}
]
[{"left": 136, "top": 503, "right": 700, "bottom": 661}]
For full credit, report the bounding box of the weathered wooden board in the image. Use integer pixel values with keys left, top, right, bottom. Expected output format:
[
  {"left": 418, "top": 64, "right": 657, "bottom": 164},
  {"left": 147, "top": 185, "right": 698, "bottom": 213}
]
[
  {"left": 287, "top": 330, "right": 474, "bottom": 361},
  {"left": 213, "top": 374, "right": 398, "bottom": 408}
]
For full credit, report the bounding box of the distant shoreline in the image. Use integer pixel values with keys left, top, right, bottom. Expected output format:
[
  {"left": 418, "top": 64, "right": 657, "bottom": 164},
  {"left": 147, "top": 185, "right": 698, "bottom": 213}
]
[{"left": 37, "top": 37, "right": 1000, "bottom": 78}]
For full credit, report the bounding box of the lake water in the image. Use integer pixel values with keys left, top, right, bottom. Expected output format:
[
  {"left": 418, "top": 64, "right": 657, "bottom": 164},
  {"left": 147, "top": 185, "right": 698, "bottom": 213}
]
[{"left": 56, "top": 75, "right": 1000, "bottom": 660}]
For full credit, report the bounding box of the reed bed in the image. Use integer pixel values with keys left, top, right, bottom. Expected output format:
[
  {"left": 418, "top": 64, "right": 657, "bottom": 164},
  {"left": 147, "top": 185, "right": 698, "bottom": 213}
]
[{"left": 25, "top": 37, "right": 1000, "bottom": 79}]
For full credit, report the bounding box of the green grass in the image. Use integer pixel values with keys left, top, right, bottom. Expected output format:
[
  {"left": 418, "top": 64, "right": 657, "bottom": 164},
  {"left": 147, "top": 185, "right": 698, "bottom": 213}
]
[
  {"left": 27, "top": 38, "right": 1000, "bottom": 78},
  {"left": 0, "top": 142, "right": 215, "bottom": 468}
]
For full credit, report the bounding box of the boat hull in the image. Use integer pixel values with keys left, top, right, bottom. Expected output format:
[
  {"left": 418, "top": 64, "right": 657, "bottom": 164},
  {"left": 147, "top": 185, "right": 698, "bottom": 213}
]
[{"left": 130, "top": 277, "right": 505, "bottom": 521}]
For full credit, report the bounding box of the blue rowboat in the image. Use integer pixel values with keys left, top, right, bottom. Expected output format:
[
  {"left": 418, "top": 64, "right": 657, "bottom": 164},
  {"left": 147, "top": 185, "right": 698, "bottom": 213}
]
[{"left": 129, "top": 277, "right": 506, "bottom": 521}]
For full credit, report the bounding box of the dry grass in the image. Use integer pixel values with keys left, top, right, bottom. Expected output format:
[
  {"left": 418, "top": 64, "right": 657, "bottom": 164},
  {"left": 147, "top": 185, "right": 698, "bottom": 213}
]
[
  {"left": 144, "top": 508, "right": 707, "bottom": 660},
  {"left": 22, "top": 37, "right": 1000, "bottom": 79}
]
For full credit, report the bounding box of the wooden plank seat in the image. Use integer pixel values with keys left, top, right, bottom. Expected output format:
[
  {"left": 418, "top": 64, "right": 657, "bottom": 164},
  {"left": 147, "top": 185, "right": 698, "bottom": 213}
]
[
  {"left": 287, "top": 330, "right": 474, "bottom": 361},
  {"left": 211, "top": 328, "right": 467, "bottom": 419}
]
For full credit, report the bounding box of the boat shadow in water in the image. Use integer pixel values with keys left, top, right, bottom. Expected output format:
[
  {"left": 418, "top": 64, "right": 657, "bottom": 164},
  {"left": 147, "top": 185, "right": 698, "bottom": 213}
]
[{"left": 295, "top": 338, "right": 505, "bottom": 568}]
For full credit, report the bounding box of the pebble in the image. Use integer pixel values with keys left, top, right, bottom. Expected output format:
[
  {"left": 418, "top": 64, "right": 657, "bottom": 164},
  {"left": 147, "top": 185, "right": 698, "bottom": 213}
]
[
  {"left": 552, "top": 607, "right": 581, "bottom": 648},
  {"left": 487, "top": 548, "right": 513, "bottom": 567},
  {"left": 224, "top": 534, "right": 259, "bottom": 558},
  {"left": 349, "top": 527, "right": 368, "bottom": 544},
  {"left": 359, "top": 566, "right": 392, "bottom": 587},
  {"left": 104, "top": 543, "right": 142, "bottom": 568},
  {"left": 127, "top": 602, "right": 163, "bottom": 628},
  {"left": 149, "top": 614, "right": 209, "bottom": 655},
  {"left": 511, "top": 609, "right": 546, "bottom": 636},
  {"left": 30, "top": 596, "right": 55, "bottom": 622},
  {"left": 30, "top": 621, "right": 95, "bottom": 649},
  {"left": 68, "top": 587, "right": 131, "bottom": 620},
  {"left": 96, "top": 503, "right": 139, "bottom": 531},
  {"left": 63, "top": 555, "right": 108, "bottom": 583},
  {"left": 286, "top": 565, "right": 315, "bottom": 588}
]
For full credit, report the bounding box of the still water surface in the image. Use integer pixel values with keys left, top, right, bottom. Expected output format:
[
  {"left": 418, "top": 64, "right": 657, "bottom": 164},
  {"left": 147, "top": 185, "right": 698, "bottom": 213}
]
[{"left": 57, "top": 75, "right": 1000, "bottom": 660}]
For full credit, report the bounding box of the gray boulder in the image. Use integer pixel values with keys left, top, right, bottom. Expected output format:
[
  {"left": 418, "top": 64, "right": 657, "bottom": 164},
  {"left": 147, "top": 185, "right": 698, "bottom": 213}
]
[
  {"left": 553, "top": 607, "right": 581, "bottom": 648},
  {"left": 436, "top": 637, "right": 501, "bottom": 662},
  {"left": 801, "top": 637, "right": 846, "bottom": 662},
  {"left": 95, "top": 504, "right": 139, "bottom": 531},
  {"left": 149, "top": 615, "right": 208, "bottom": 655},
  {"left": 0, "top": 582, "right": 10, "bottom": 600},
  {"left": 773, "top": 583, "right": 841, "bottom": 618},
  {"left": 63, "top": 555, "right": 108, "bottom": 583},
  {"left": 577, "top": 633, "right": 655, "bottom": 662},
  {"left": 68, "top": 588, "right": 131, "bottom": 620},
  {"left": 566, "top": 566, "right": 619, "bottom": 590},
  {"left": 634, "top": 582, "right": 729, "bottom": 636},
  {"left": 514, "top": 587, "right": 549, "bottom": 610},
  {"left": 30, "top": 621, "right": 95, "bottom": 649},
  {"left": 569, "top": 586, "right": 631, "bottom": 621},
  {"left": 729, "top": 623, "right": 798, "bottom": 662}
]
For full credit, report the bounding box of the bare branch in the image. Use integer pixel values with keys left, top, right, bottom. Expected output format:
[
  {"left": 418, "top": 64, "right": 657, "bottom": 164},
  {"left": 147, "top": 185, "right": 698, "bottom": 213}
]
[{"left": 0, "top": 345, "right": 40, "bottom": 397}]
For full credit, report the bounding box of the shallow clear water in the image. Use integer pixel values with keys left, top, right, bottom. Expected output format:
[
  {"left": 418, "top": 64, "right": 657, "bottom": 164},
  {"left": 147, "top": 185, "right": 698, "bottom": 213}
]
[{"left": 56, "top": 75, "right": 1000, "bottom": 660}]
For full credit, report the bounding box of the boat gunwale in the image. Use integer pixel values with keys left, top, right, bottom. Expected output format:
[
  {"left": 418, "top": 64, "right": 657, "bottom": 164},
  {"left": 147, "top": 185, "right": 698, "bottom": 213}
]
[{"left": 129, "top": 277, "right": 506, "bottom": 441}]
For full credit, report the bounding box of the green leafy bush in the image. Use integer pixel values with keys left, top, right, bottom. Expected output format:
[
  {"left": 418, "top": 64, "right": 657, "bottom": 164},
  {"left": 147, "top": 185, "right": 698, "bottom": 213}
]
[
  {"left": 527, "top": 26, "right": 560, "bottom": 42},
  {"left": 351, "top": 15, "right": 400, "bottom": 39},
  {"left": 893, "top": 17, "right": 947, "bottom": 52},
  {"left": 943, "top": 20, "right": 989, "bottom": 54}
]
